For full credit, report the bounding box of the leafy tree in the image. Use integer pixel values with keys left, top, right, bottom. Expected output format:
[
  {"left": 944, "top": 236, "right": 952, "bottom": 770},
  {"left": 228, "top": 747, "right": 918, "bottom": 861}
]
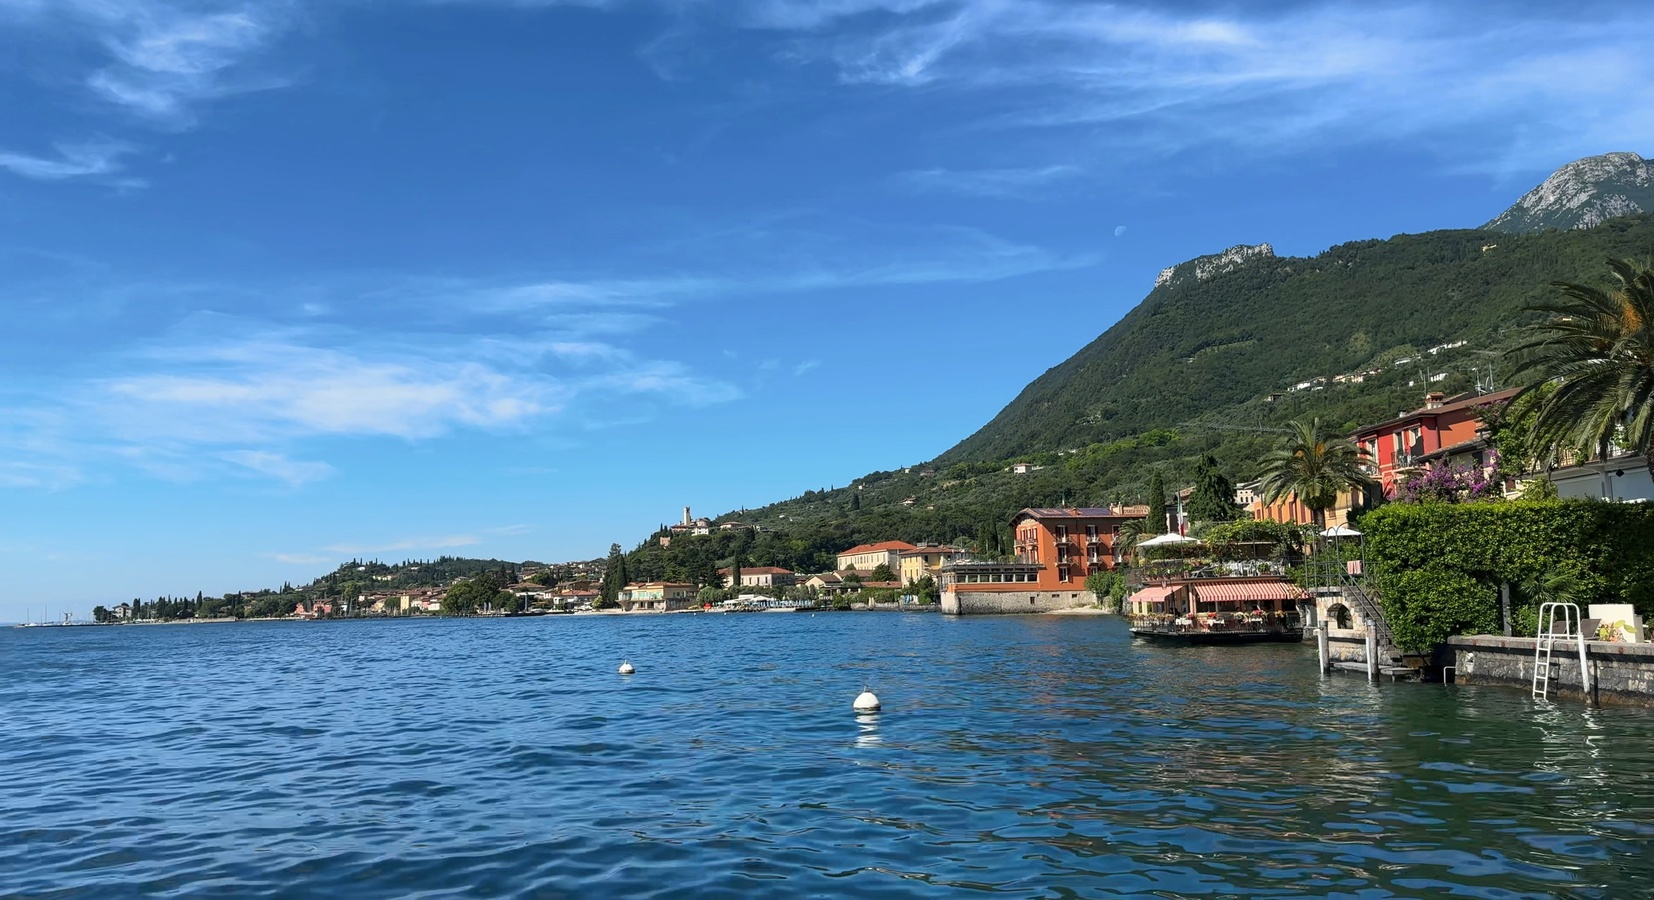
[
  {"left": 1084, "top": 571, "right": 1123, "bottom": 610},
  {"left": 850, "top": 492, "right": 861, "bottom": 511},
  {"left": 1509, "top": 254, "right": 1654, "bottom": 477},
  {"left": 92, "top": 605, "right": 109, "bottom": 624},
  {"left": 870, "top": 562, "right": 895, "bottom": 582},
  {"left": 910, "top": 574, "right": 938, "bottom": 604},
  {"left": 1186, "top": 454, "right": 1241, "bottom": 523},
  {"left": 1519, "top": 476, "right": 1559, "bottom": 500},
  {"left": 1256, "top": 417, "right": 1375, "bottom": 530},
  {"left": 1144, "top": 472, "right": 1169, "bottom": 534}
]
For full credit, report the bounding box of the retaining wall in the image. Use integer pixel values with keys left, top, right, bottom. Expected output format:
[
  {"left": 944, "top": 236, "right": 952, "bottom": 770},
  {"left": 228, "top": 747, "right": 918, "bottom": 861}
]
[
  {"left": 1449, "top": 635, "right": 1654, "bottom": 707},
  {"left": 941, "top": 588, "right": 1093, "bottom": 615}
]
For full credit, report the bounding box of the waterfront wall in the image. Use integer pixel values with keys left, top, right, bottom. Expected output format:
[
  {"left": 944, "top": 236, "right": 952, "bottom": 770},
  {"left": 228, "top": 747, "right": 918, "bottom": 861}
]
[
  {"left": 941, "top": 588, "right": 1093, "bottom": 615},
  {"left": 1449, "top": 635, "right": 1654, "bottom": 707}
]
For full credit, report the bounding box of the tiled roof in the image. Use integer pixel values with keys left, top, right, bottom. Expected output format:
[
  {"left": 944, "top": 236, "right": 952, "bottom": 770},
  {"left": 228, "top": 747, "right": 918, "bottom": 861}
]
[
  {"left": 839, "top": 540, "right": 918, "bottom": 555},
  {"left": 1354, "top": 387, "right": 1520, "bottom": 436},
  {"left": 1015, "top": 507, "right": 1139, "bottom": 520}
]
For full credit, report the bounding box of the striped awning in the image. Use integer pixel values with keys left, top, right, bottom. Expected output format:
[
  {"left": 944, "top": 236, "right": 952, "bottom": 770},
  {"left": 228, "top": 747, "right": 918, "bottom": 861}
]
[
  {"left": 1128, "top": 585, "right": 1177, "bottom": 605},
  {"left": 1191, "top": 581, "right": 1305, "bottom": 605}
]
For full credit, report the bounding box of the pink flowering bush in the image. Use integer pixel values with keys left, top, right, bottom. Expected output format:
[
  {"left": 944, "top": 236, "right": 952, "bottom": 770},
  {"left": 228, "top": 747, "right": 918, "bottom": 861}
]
[{"left": 1396, "top": 459, "right": 1502, "bottom": 504}]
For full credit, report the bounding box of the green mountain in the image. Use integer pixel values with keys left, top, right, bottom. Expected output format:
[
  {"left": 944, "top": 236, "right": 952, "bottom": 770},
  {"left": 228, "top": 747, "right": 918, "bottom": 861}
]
[
  {"left": 940, "top": 214, "right": 1654, "bottom": 466},
  {"left": 1484, "top": 151, "right": 1654, "bottom": 233}
]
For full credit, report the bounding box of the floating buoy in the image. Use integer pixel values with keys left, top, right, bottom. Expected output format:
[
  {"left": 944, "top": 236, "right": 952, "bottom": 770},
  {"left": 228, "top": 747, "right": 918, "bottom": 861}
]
[
  {"left": 853, "top": 689, "right": 881, "bottom": 712},
  {"left": 618, "top": 661, "right": 635, "bottom": 675}
]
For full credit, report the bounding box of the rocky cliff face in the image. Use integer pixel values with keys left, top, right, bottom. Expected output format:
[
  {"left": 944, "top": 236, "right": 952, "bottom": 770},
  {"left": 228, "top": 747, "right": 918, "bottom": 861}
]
[
  {"left": 1485, "top": 152, "right": 1654, "bottom": 233},
  {"left": 1154, "top": 242, "right": 1275, "bottom": 289}
]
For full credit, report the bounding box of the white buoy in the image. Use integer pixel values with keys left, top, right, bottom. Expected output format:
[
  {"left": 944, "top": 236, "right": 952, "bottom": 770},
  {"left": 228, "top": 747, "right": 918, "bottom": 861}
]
[
  {"left": 618, "top": 661, "right": 635, "bottom": 675},
  {"left": 853, "top": 689, "right": 881, "bottom": 712}
]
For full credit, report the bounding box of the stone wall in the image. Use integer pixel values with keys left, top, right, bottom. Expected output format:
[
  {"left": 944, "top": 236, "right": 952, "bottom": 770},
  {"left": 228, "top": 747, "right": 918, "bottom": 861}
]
[
  {"left": 1449, "top": 635, "right": 1654, "bottom": 706},
  {"left": 941, "top": 588, "right": 1093, "bottom": 615}
]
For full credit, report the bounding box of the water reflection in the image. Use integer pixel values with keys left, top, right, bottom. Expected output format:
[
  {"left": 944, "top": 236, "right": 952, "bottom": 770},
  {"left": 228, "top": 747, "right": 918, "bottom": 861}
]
[{"left": 854, "top": 711, "right": 882, "bottom": 748}]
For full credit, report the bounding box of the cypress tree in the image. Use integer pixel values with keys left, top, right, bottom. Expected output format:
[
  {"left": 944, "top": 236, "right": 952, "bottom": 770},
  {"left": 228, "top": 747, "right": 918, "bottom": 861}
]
[
  {"left": 599, "top": 543, "right": 626, "bottom": 608},
  {"left": 1145, "top": 472, "right": 1169, "bottom": 535},
  {"left": 1187, "top": 454, "right": 1242, "bottom": 523}
]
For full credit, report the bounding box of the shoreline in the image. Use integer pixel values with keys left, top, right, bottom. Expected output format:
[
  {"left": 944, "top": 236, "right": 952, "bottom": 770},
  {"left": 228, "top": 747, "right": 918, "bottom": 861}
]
[{"left": 17, "top": 604, "right": 1118, "bottom": 628}]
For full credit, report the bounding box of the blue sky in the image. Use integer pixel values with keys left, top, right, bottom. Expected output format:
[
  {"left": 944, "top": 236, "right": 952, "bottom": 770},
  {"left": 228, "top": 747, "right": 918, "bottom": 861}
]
[{"left": 3, "top": 0, "right": 1651, "bottom": 619}]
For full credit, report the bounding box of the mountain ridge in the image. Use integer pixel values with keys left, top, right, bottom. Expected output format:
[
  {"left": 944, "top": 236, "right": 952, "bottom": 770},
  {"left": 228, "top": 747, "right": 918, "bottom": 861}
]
[{"left": 1484, "top": 151, "right": 1654, "bottom": 233}]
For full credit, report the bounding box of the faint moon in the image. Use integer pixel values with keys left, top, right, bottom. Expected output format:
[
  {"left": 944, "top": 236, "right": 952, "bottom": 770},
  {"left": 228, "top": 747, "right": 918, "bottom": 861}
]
[{"left": 1113, "top": 225, "right": 1127, "bottom": 237}]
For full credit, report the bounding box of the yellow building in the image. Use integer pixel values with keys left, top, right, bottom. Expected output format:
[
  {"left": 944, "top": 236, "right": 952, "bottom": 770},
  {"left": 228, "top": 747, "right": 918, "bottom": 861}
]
[
  {"left": 835, "top": 540, "right": 918, "bottom": 573},
  {"left": 898, "top": 545, "right": 967, "bottom": 586}
]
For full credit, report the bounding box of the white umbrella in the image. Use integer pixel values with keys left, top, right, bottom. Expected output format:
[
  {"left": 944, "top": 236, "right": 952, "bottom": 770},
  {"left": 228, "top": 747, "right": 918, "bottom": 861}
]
[
  {"left": 1319, "top": 525, "right": 1362, "bottom": 539},
  {"left": 1137, "top": 532, "right": 1201, "bottom": 547}
]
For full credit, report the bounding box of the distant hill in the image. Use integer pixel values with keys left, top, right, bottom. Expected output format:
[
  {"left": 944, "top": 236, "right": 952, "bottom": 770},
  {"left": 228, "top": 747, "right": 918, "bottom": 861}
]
[{"left": 1485, "top": 152, "right": 1654, "bottom": 233}]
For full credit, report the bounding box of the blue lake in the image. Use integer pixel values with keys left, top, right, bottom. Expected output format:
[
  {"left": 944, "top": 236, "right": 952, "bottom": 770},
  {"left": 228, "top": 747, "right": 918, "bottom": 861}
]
[{"left": 3, "top": 613, "right": 1652, "bottom": 897}]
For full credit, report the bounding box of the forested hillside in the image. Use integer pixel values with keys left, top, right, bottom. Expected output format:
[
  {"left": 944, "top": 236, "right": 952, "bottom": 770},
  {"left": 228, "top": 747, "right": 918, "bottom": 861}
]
[{"left": 942, "top": 215, "right": 1654, "bottom": 464}]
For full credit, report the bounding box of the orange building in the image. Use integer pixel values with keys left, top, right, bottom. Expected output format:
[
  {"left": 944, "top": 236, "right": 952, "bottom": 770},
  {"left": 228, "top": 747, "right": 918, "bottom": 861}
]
[
  {"left": 1012, "top": 507, "right": 1137, "bottom": 587},
  {"left": 942, "top": 507, "right": 1141, "bottom": 614}
]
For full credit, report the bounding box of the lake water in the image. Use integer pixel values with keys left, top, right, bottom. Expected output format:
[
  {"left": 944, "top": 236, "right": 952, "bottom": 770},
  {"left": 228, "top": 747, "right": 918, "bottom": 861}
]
[{"left": 3, "top": 613, "right": 1652, "bottom": 898}]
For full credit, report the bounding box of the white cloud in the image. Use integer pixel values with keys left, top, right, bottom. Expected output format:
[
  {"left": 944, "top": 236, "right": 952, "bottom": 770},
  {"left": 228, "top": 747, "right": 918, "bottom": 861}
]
[
  {"left": 221, "top": 449, "right": 335, "bottom": 484},
  {"left": 4, "top": 0, "right": 292, "bottom": 125},
  {"left": 896, "top": 164, "right": 1082, "bottom": 198},
  {"left": 103, "top": 344, "right": 556, "bottom": 443},
  {"left": 0, "top": 142, "right": 136, "bottom": 181},
  {"left": 739, "top": 1, "right": 1654, "bottom": 170}
]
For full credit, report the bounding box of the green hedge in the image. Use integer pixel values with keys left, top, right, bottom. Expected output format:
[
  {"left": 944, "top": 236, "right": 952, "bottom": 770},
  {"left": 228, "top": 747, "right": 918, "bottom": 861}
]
[{"left": 1362, "top": 500, "right": 1654, "bottom": 651}]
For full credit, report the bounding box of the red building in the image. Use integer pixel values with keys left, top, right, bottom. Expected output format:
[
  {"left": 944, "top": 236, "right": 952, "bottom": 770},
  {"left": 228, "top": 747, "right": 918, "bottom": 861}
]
[{"left": 1352, "top": 388, "right": 1519, "bottom": 498}]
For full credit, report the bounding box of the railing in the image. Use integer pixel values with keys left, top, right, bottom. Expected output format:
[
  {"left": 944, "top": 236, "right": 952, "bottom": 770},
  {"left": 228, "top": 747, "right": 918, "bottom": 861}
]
[
  {"left": 1126, "top": 557, "right": 1295, "bottom": 585},
  {"left": 1309, "top": 559, "right": 1399, "bottom": 660}
]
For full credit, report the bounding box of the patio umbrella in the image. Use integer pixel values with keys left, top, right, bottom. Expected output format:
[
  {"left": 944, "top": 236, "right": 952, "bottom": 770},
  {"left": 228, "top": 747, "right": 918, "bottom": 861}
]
[
  {"left": 1137, "top": 532, "right": 1201, "bottom": 547},
  {"left": 1319, "top": 525, "right": 1362, "bottom": 538}
]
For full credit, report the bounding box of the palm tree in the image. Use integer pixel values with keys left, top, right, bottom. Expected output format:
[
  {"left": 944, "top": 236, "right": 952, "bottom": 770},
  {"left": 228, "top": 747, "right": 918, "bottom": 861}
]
[
  {"left": 1256, "top": 417, "right": 1374, "bottom": 530},
  {"left": 1113, "top": 517, "right": 1149, "bottom": 561},
  {"left": 1508, "top": 255, "right": 1654, "bottom": 476}
]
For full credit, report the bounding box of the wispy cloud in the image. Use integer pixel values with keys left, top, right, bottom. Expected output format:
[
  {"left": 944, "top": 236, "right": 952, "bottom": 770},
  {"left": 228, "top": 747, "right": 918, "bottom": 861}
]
[
  {"left": 221, "top": 449, "right": 335, "bottom": 485},
  {"left": 0, "top": 141, "right": 137, "bottom": 182},
  {"left": 103, "top": 340, "right": 559, "bottom": 443},
  {"left": 3, "top": 0, "right": 292, "bottom": 125},
  {"left": 896, "top": 164, "right": 1082, "bottom": 198},
  {"left": 734, "top": 1, "right": 1654, "bottom": 170}
]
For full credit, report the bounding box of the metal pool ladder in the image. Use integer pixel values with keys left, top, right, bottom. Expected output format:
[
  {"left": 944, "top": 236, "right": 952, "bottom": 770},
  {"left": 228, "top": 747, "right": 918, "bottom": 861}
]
[{"left": 1532, "top": 601, "right": 1588, "bottom": 701}]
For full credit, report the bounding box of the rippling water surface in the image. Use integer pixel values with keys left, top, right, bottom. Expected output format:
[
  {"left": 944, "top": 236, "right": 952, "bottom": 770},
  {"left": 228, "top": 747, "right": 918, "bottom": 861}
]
[{"left": 4, "top": 614, "right": 1653, "bottom": 898}]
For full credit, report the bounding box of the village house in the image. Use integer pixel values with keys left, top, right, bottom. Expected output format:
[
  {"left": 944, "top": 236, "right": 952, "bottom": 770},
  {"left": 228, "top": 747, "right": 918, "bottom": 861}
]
[
  {"left": 551, "top": 588, "right": 599, "bottom": 609},
  {"left": 1352, "top": 387, "right": 1519, "bottom": 498},
  {"left": 898, "top": 545, "right": 967, "bottom": 586},
  {"left": 835, "top": 540, "right": 918, "bottom": 573},
  {"left": 941, "top": 507, "right": 1139, "bottom": 614},
  {"left": 1549, "top": 450, "right": 1654, "bottom": 503},
  {"left": 667, "top": 506, "right": 714, "bottom": 536},
  {"left": 619, "top": 582, "right": 698, "bottom": 611},
  {"left": 718, "top": 566, "right": 796, "bottom": 588}
]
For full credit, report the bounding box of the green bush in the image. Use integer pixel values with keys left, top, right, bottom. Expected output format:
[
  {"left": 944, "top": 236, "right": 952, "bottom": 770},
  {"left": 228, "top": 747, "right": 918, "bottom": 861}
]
[
  {"left": 1363, "top": 500, "right": 1654, "bottom": 650},
  {"left": 1382, "top": 567, "right": 1498, "bottom": 651}
]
